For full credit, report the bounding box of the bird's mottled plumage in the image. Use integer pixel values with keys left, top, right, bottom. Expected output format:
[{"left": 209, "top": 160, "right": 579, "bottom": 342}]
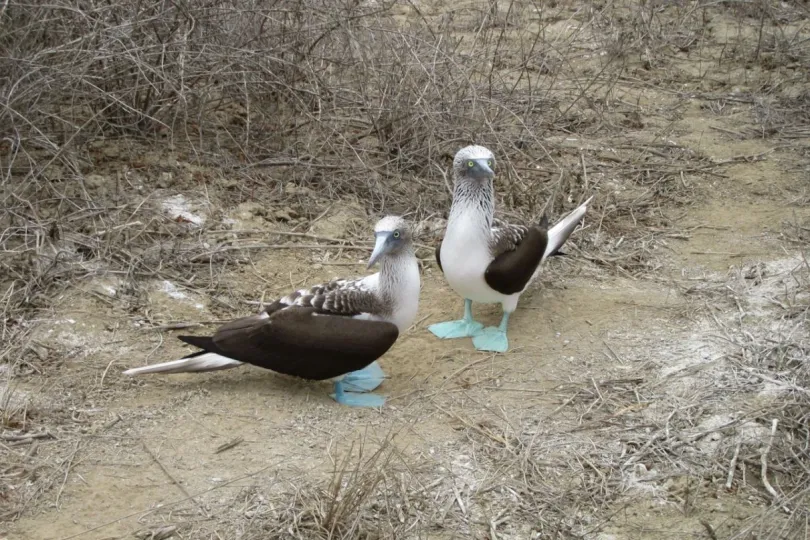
[
  {"left": 275, "top": 278, "right": 388, "bottom": 319},
  {"left": 123, "top": 215, "right": 420, "bottom": 407},
  {"left": 489, "top": 218, "right": 540, "bottom": 258}
]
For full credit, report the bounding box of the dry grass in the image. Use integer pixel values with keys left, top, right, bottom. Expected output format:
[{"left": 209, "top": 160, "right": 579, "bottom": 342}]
[
  {"left": 2, "top": 0, "right": 810, "bottom": 538},
  {"left": 708, "top": 257, "right": 810, "bottom": 539},
  {"left": 0, "top": 0, "right": 700, "bottom": 376}
]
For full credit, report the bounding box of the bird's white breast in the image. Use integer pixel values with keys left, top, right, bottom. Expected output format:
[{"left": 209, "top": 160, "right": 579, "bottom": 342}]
[{"left": 440, "top": 211, "right": 505, "bottom": 304}]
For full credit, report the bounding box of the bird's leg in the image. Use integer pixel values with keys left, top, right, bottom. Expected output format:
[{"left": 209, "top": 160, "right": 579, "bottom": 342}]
[
  {"left": 428, "top": 299, "right": 484, "bottom": 339},
  {"left": 341, "top": 361, "right": 385, "bottom": 392},
  {"left": 472, "top": 311, "right": 510, "bottom": 353},
  {"left": 330, "top": 379, "right": 386, "bottom": 408}
]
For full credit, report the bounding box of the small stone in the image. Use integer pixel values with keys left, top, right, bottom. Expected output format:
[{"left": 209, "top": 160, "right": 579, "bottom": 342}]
[
  {"left": 274, "top": 209, "right": 293, "bottom": 222},
  {"left": 84, "top": 174, "right": 107, "bottom": 188},
  {"left": 158, "top": 172, "right": 174, "bottom": 188},
  {"left": 102, "top": 145, "right": 121, "bottom": 159},
  {"left": 158, "top": 155, "right": 178, "bottom": 168}
]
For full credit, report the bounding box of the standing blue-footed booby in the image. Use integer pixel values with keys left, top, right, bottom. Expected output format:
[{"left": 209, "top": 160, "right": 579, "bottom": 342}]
[
  {"left": 430, "top": 145, "right": 592, "bottom": 353},
  {"left": 123, "top": 216, "right": 420, "bottom": 408}
]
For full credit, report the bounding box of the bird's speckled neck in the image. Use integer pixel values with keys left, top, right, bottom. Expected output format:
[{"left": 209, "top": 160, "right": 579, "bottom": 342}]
[
  {"left": 449, "top": 173, "right": 494, "bottom": 234},
  {"left": 379, "top": 247, "right": 420, "bottom": 331}
]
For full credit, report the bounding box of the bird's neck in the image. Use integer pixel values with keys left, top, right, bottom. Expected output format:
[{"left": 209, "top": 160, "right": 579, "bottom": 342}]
[
  {"left": 448, "top": 176, "right": 494, "bottom": 233},
  {"left": 378, "top": 248, "right": 420, "bottom": 330},
  {"left": 379, "top": 248, "right": 419, "bottom": 297}
]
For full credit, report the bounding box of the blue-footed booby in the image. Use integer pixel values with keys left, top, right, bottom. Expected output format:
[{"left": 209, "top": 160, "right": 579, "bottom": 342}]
[
  {"left": 430, "top": 145, "right": 592, "bottom": 353},
  {"left": 123, "top": 216, "right": 420, "bottom": 408}
]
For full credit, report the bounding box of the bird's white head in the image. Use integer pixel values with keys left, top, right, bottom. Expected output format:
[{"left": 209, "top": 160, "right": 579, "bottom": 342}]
[
  {"left": 367, "top": 216, "right": 413, "bottom": 269},
  {"left": 453, "top": 145, "right": 496, "bottom": 182}
]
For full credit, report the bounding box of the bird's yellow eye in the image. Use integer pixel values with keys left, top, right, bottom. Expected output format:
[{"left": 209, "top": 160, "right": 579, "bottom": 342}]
[
  {"left": 487, "top": 160, "right": 493, "bottom": 167},
  {"left": 467, "top": 161, "right": 474, "bottom": 167},
  {"left": 393, "top": 231, "right": 400, "bottom": 238}
]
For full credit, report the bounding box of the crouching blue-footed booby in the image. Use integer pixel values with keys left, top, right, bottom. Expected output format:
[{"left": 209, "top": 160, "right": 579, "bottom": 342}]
[
  {"left": 430, "top": 145, "right": 592, "bottom": 353},
  {"left": 123, "top": 216, "right": 420, "bottom": 408}
]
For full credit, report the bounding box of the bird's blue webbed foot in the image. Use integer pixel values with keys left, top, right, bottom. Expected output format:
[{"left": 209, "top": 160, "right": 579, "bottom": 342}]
[
  {"left": 472, "top": 312, "right": 511, "bottom": 353},
  {"left": 472, "top": 327, "right": 509, "bottom": 352},
  {"left": 330, "top": 379, "right": 386, "bottom": 408},
  {"left": 428, "top": 299, "right": 484, "bottom": 339},
  {"left": 341, "top": 361, "right": 385, "bottom": 392},
  {"left": 429, "top": 319, "right": 484, "bottom": 339},
  {"left": 330, "top": 362, "right": 386, "bottom": 407}
]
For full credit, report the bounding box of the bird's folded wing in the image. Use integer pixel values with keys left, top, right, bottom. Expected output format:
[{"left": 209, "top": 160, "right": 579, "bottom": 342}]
[
  {"left": 211, "top": 306, "right": 399, "bottom": 380},
  {"left": 489, "top": 221, "right": 531, "bottom": 259},
  {"left": 485, "top": 225, "right": 549, "bottom": 296},
  {"left": 207, "top": 283, "right": 397, "bottom": 380}
]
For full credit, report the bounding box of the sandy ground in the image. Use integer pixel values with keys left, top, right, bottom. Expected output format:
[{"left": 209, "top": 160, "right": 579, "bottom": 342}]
[
  {"left": 7, "top": 145, "right": 807, "bottom": 539},
  {"left": 2, "top": 1, "right": 808, "bottom": 539}
]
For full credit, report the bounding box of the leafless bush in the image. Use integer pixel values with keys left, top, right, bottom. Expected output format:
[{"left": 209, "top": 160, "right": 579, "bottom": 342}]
[{"left": 0, "top": 0, "right": 639, "bottom": 355}]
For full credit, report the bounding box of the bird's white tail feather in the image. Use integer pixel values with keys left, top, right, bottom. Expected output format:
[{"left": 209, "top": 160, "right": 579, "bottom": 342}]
[
  {"left": 122, "top": 353, "right": 243, "bottom": 376},
  {"left": 543, "top": 196, "right": 593, "bottom": 260}
]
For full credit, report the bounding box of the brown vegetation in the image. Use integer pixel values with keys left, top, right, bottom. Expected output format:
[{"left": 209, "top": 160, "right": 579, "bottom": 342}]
[{"left": 1, "top": 1, "right": 808, "bottom": 538}]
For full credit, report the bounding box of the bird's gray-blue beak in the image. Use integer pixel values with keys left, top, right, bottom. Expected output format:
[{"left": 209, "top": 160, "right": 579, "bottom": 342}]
[
  {"left": 472, "top": 158, "right": 494, "bottom": 179},
  {"left": 367, "top": 232, "right": 391, "bottom": 269}
]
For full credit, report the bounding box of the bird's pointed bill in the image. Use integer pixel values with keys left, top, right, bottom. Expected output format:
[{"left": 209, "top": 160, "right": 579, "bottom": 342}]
[
  {"left": 367, "top": 232, "right": 390, "bottom": 269},
  {"left": 475, "top": 158, "right": 494, "bottom": 177}
]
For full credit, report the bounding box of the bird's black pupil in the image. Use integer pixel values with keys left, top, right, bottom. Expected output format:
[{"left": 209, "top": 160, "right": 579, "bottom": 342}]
[{"left": 394, "top": 231, "right": 400, "bottom": 238}]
